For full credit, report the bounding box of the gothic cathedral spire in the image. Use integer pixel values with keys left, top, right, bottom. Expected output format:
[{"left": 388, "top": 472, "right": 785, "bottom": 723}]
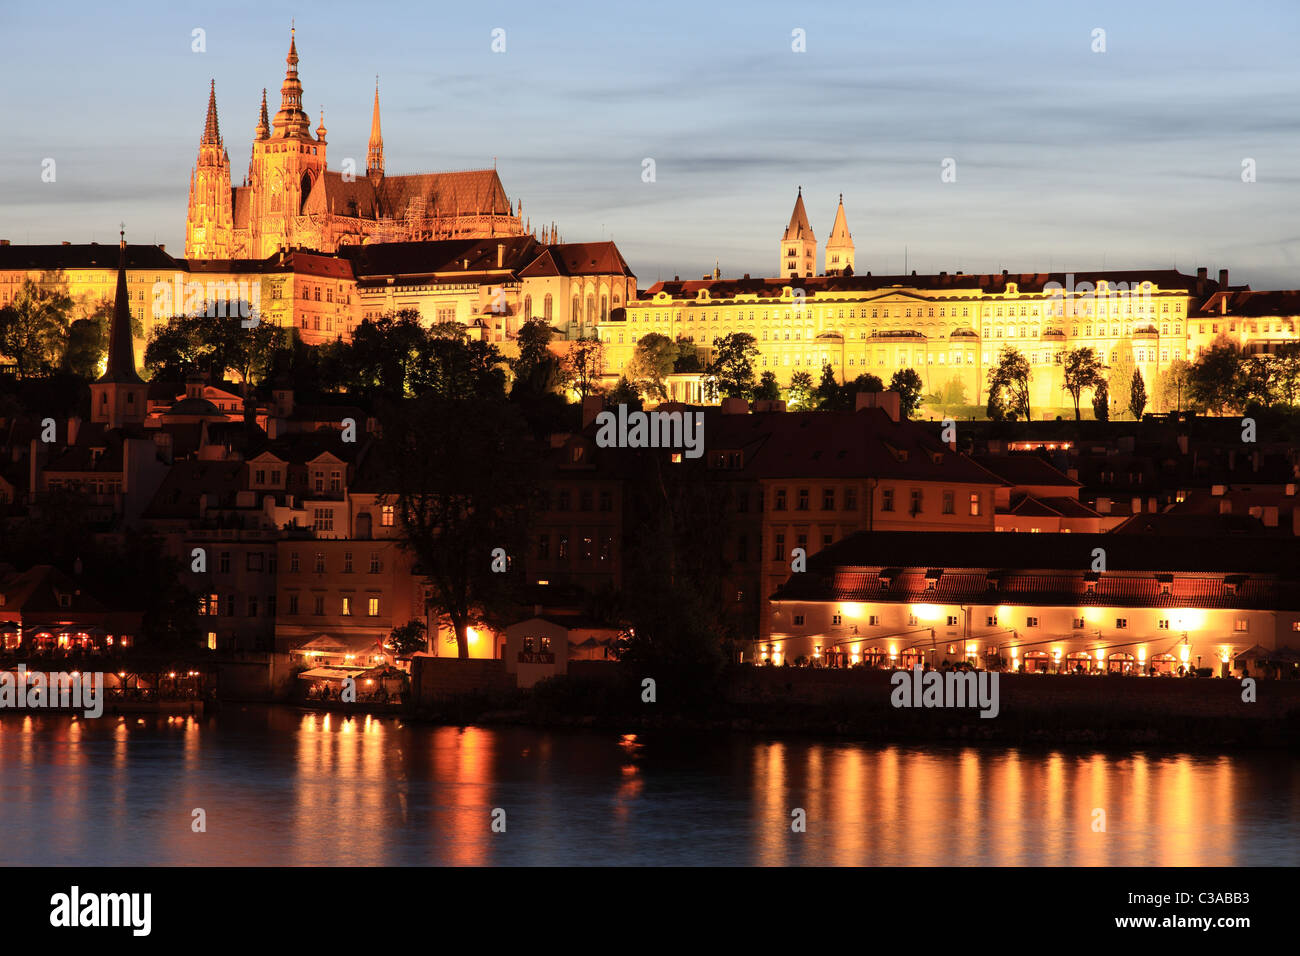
[
  {"left": 185, "top": 80, "right": 234, "bottom": 259},
  {"left": 367, "top": 77, "right": 384, "bottom": 179},
  {"left": 272, "top": 26, "right": 312, "bottom": 140}
]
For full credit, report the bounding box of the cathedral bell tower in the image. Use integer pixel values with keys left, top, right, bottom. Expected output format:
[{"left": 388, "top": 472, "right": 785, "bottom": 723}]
[
  {"left": 184, "top": 80, "right": 235, "bottom": 259},
  {"left": 247, "top": 27, "right": 328, "bottom": 258},
  {"left": 825, "top": 194, "right": 855, "bottom": 276}
]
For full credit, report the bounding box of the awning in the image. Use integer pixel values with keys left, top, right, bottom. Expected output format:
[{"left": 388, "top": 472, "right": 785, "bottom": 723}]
[
  {"left": 297, "top": 666, "right": 369, "bottom": 682},
  {"left": 293, "top": 634, "right": 384, "bottom": 656}
]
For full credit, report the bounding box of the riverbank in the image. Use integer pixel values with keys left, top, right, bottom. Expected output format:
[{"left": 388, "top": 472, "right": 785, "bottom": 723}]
[{"left": 410, "top": 666, "right": 1300, "bottom": 750}]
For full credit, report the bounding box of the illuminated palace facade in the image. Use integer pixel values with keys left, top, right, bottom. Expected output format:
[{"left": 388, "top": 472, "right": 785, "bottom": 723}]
[
  {"left": 768, "top": 532, "right": 1300, "bottom": 674},
  {"left": 185, "top": 28, "right": 525, "bottom": 261},
  {"left": 598, "top": 191, "right": 1300, "bottom": 412}
]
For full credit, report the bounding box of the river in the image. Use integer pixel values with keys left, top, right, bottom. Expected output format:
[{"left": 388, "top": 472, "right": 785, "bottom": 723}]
[{"left": 1, "top": 705, "right": 1296, "bottom": 865}]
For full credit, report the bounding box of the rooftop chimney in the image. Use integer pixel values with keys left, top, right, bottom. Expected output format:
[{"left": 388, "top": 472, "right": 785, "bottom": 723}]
[
  {"left": 1219, "top": 268, "right": 1229, "bottom": 287},
  {"left": 855, "top": 390, "right": 901, "bottom": 422}
]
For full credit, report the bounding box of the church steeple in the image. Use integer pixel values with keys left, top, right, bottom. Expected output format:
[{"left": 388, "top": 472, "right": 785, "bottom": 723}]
[
  {"left": 367, "top": 77, "right": 384, "bottom": 178},
  {"left": 90, "top": 230, "right": 148, "bottom": 427},
  {"left": 779, "top": 187, "right": 817, "bottom": 278},
  {"left": 186, "top": 82, "right": 234, "bottom": 259},
  {"left": 825, "top": 193, "right": 855, "bottom": 276}
]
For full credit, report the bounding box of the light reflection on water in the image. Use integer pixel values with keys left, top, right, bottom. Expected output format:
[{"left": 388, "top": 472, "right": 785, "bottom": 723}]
[{"left": 1, "top": 706, "right": 1296, "bottom": 866}]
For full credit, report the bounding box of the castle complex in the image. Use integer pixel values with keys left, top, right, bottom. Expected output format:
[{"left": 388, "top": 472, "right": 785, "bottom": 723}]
[
  {"left": 185, "top": 29, "right": 525, "bottom": 260},
  {"left": 596, "top": 190, "right": 1299, "bottom": 413}
]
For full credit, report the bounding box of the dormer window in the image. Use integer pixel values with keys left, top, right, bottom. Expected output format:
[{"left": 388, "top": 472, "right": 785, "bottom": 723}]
[
  {"left": 925, "top": 569, "right": 943, "bottom": 590},
  {"left": 59, "top": 593, "right": 71, "bottom": 609},
  {"left": 572, "top": 446, "right": 585, "bottom": 463},
  {"left": 1084, "top": 571, "right": 1100, "bottom": 594},
  {"left": 1156, "top": 573, "right": 1173, "bottom": 596}
]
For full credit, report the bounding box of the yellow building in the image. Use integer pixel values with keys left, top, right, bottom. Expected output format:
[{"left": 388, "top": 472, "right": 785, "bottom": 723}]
[{"left": 598, "top": 191, "right": 1254, "bottom": 414}]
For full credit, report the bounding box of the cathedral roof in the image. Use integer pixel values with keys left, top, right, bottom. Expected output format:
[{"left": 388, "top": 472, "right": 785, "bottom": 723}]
[
  {"left": 518, "top": 242, "right": 634, "bottom": 278},
  {"left": 305, "top": 168, "right": 512, "bottom": 221}
]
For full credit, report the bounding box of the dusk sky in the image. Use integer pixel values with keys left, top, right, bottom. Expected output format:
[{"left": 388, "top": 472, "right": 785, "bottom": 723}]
[{"left": 3, "top": 0, "right": 1300, "bottom": 287}]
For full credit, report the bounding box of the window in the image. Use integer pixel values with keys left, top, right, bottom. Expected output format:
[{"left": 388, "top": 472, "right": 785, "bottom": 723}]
[
  {"left": 774, "top": 534, "right": 785, "bottom": 561},
  {"left": 314, "top": 552, "right": 325, "bottom": 573},
  {"left": 313, "top": 508, "right": 333, "bottom": 532},
  {"left": 343, "top": 552, "right": 353, "bottom": 573},
  {"left": 1116, "top": 618, "right": 1128, "bottom": 629},
  {"left": 342, "top": 597, "right": 352, "bottom": 616},
  {"left": 909, "top": 489, "right": 922, "bottom": 514},
  {"left": 942, "top": 491, "right": 954, "bottom": 515},
  {"left": 369, "top": 552, "right": 381, "bottom": 573},
  {"left": 946, "top": 615, "right": 958, "bottom": 627},
  {"left": 288, "top": 594, "right": 299, "bottom": 615},
  {"left": 868, "top": 615, "right": 880, "bottom": 626},
  {"left": 822, "top": 488, "right": 835, "bottom": 511},
  {"left": 845, "top": 488, "right": 858, "bottom": 511},
  {"left": 290, "top": 552, "right": 300, "bottom": 573},
  {"left": 537, "top": 534, "right": 550, "bottom": 560},
  {"left": 1072, "top": 618, "right": 1084, "bottom": 629},
  {"left": 1234, "top": 619, "right": 1249, "bottom": 632},
  {"left": 797, "top": 489, "right": 809, "bottom": 511},
  {"left": 1026, "top": 616, "right": 1039, "bottom": 627},
  {"left": 775, "top": 489, "right": 787, "bottom": 511},
  {"left": 793, "top": 615, "right": 805, "bottom": 627},
  {"left": 832, "top": 614, "right": 842, "bottom": 626},
  {"left": 881, "top": 489, "right": 894, "bottom": 512},
  {"left": 1158, "top": 619, "right": 1170, "bottom": 630},
  {"left": 908, "top": 614, "right": 918, "bottom": 626},
  {"left": 368, "top": 598, "right": 379, "bottom": 616},
  {"left": 246, "top": 552, "right": 264, "bottom": 572},
  {"left": 558, "top": 535, "right": 569, "bottom": 560},
  {"left": 986, "top": 616, "right": 997, "bottom": 627},
  {"left": 313, "top": 596, "right": 325, "bottom": 616},
  {"left": 219, "top": 552, "right": 230, "bottom": 573},
  {"left": 381, "top": 505, "right": 394, "bottom": 527}
]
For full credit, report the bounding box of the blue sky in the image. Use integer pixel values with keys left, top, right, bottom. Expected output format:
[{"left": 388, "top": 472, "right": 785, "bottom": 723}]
[{"left": 3, "top": 0, "right": 1300, "bottom": 288}]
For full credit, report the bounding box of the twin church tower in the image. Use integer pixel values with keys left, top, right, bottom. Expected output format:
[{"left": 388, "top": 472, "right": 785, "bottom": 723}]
[
  {"left": 185, "top": 28, "right": 525, "bottom": 260},
  {"left": 780, "top": 188, "right": 855, "bottom": 278}
]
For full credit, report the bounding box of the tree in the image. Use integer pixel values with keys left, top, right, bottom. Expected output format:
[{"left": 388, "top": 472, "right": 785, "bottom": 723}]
[
  {"left": 412, "top": 327, "right": 508, "bottom": 401},
  {"left": 1273, "top": 342, "right": 1300, "bottom": 407},
  {"left": 786, "top": 370, "right": 815, "bottom": 409},
  {"left": 0, "top": 279, "right": 71, "bottom": 376},
  {"left": 1188, "top": 345, "right": 1242, "bottom": 415},
  {"left": 626, "top": 332, "right": 677, "bottom": 400},
  {"left": 1235, "top": 355, "right": 1276, "bottom": 410},
  {"left": 889, "top": 368, "right": 924, "bottom": 418},
  {"left": 606, "top": 376, "right": 643, "bottom": 410},
  {"left": 814, "top": 363, "right": 841, "bottom": 409},
  {"left": 1128, "top": 368, "right": 1147, "bottom": 420},
  {"left": 988, "top": 346, "right": 1031, "bottom": 420},
  {"left": 706, "top": 332, "right": 759, "bottom": 399},
  {"left": 1092, "top": 378, "right": 1110, "bottom": 421},
  {"left": 673, "top": 339, "right": 703, "bottom": 373},
  {"left": 1062, "top": 346, "right": 1104, "bottom": 420},
  {"left": 752, "top": 370, "right": 781, "bottom": 401},
  {"left": 941, "top": 375, "right": 968, "bottom": 406},
  {"left": 1107, "top": 341, "right": 1136, "bottom": 419},
  {"left": 1160, "top": 357, "right": 1193, "bottom": 413},
  {"left": 63, "top": 314, "right": 109, "bottom": 380},
  {"left": 386, "top": 620, "right": 428, "bottom": 659},
  {"left": 559, "top": 336, "right": 606, "bottom": 400},
  {"left": 382, "top": 395, "right": 537, "bottom": 658},
  {"left": 986, "top": 382, "right": 1006, "bottom": 421},
  {"left": 510, "top": 319, "right": 560, "bottom": 397}
]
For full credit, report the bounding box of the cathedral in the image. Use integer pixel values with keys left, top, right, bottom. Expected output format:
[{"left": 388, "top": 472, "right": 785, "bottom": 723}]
[{"left": 185, "top": 29, "right": 526, "bottom": 260}]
